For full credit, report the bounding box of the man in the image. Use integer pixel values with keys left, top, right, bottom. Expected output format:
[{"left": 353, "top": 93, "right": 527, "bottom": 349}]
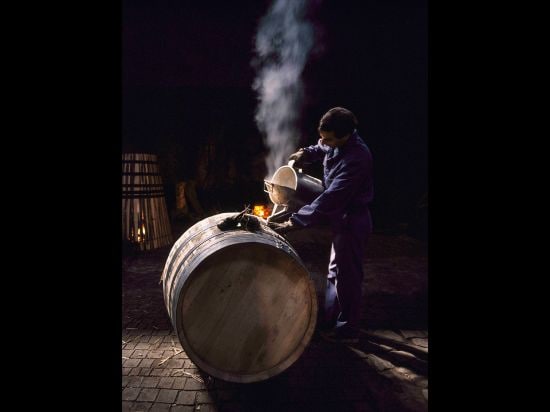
[{"left": 268, "top": 107, "right": 374, "bottom": 343}]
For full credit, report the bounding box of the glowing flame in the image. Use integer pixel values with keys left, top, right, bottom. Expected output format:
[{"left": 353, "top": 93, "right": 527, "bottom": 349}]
[
  {"left": 252, "top": 205, "right": 271, "bottom": 219},
  {"left": 137, "top": 210, "right": 146, "bottom": 243},
  {"left": 137, "top": 223, "right": 146, "bottom": 243}
]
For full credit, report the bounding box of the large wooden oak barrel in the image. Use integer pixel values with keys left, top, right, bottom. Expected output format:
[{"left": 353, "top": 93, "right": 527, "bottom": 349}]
[
  {"left": 161, "top": 213, "right": 317, "bottom": 383},
  {"left": 122, "top": 153, "right": 172, "bottom": 251}
]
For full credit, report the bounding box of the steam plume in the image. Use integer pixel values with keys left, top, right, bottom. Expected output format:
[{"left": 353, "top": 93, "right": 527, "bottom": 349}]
[{"left": 253, "top": 0, "right": 314, "bottom": 178}]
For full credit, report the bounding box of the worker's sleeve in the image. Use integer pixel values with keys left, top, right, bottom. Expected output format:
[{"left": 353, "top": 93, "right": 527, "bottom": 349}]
[
  {"left": 290, "top": 160, "right": 366, "bottom": 227},
  {"left": 301, "top": 139, "right": 330, "bottom": 163}
]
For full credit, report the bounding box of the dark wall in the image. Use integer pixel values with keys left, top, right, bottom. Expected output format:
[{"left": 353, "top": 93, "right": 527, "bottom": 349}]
[{"left": 122, "top": 0, "right": 428, "bottom": 231}]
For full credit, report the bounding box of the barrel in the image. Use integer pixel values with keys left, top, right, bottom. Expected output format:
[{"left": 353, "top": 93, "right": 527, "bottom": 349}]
[
  {"left": 122, "top": 153, "right": 173, "bottom": 251},
  {"left": 161, "top": 213, "right": 317, "bottom": 383}
]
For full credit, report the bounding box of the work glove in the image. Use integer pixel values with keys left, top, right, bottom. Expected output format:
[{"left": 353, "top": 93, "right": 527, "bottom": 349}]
[
  {"left": 288, "top": 149, "right": 307, "bottom": 167},
  {"left": 268, "top": 220, "right": 296, "bottom": 235}
]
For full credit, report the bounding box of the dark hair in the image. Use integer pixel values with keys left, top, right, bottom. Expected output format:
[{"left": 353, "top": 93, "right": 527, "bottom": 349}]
[{"left": 318, "top": 107, "right": 358, "bottom": 139}]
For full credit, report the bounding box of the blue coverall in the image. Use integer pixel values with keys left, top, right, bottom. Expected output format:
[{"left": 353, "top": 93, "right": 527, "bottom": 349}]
[{"left": 289, "top": 131, "right": 374, "bottom": 334}]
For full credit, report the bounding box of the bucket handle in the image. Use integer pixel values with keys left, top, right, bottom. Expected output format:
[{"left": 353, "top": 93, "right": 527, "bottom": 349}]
[{"left": 287, "top": 160, "right": 302, "bottom": 173}]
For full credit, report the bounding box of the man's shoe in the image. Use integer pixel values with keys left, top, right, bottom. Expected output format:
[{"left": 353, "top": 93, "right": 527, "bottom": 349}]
[{"left": 320, "top": 328, "right": 359, "bottom": 344}]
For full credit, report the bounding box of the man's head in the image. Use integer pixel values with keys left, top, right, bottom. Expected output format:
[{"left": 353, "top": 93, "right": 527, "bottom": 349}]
[{"left": 318, "top": 107, "right": 358, "bottom": 148}]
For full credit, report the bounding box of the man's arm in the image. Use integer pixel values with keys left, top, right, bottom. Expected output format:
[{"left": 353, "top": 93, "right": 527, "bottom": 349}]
[
  {"left": 290, "top": 160, "right": 366, "bottom": 227},
  {"left": 289, "top": 139, "right": 330, "bottom": 166},
  {"left": 301, "top": 139, "right": 330, "bottom": 162}
]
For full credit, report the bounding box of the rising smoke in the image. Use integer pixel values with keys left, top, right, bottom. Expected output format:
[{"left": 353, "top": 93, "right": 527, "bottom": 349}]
[{"left": 253, "top": 0, "right": 315, "bottom": 178}]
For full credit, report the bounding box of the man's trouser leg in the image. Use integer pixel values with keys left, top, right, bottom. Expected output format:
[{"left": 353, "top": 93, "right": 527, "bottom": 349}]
[
  {"left": 332, "top": 231, "right": 365, "bottom": 333},
  {"left": 324, "top": 243, "right": 340, "bottom": 328}
]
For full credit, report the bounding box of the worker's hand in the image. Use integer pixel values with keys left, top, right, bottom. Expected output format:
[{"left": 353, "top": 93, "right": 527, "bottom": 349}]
[
  {"left": 288, "top": 149, "right": 307, "bottom": 167},
  {"left": 268, "top": 220, "right": 296, "bottom": 235}
]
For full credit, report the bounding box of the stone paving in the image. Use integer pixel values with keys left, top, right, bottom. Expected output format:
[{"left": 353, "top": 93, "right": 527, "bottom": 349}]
[{"left": 122, "top": 222, "right": 428, "bottom": 411}]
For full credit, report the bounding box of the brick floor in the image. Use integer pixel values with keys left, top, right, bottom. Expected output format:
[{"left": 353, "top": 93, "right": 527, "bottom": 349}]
[{"left": 122, "top": 231, "right": 428, "bottom": 411}]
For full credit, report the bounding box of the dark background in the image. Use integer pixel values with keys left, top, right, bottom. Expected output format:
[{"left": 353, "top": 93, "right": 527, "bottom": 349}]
[{"left": 122, "top": 0, "right": 428, "bottom": 235}]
